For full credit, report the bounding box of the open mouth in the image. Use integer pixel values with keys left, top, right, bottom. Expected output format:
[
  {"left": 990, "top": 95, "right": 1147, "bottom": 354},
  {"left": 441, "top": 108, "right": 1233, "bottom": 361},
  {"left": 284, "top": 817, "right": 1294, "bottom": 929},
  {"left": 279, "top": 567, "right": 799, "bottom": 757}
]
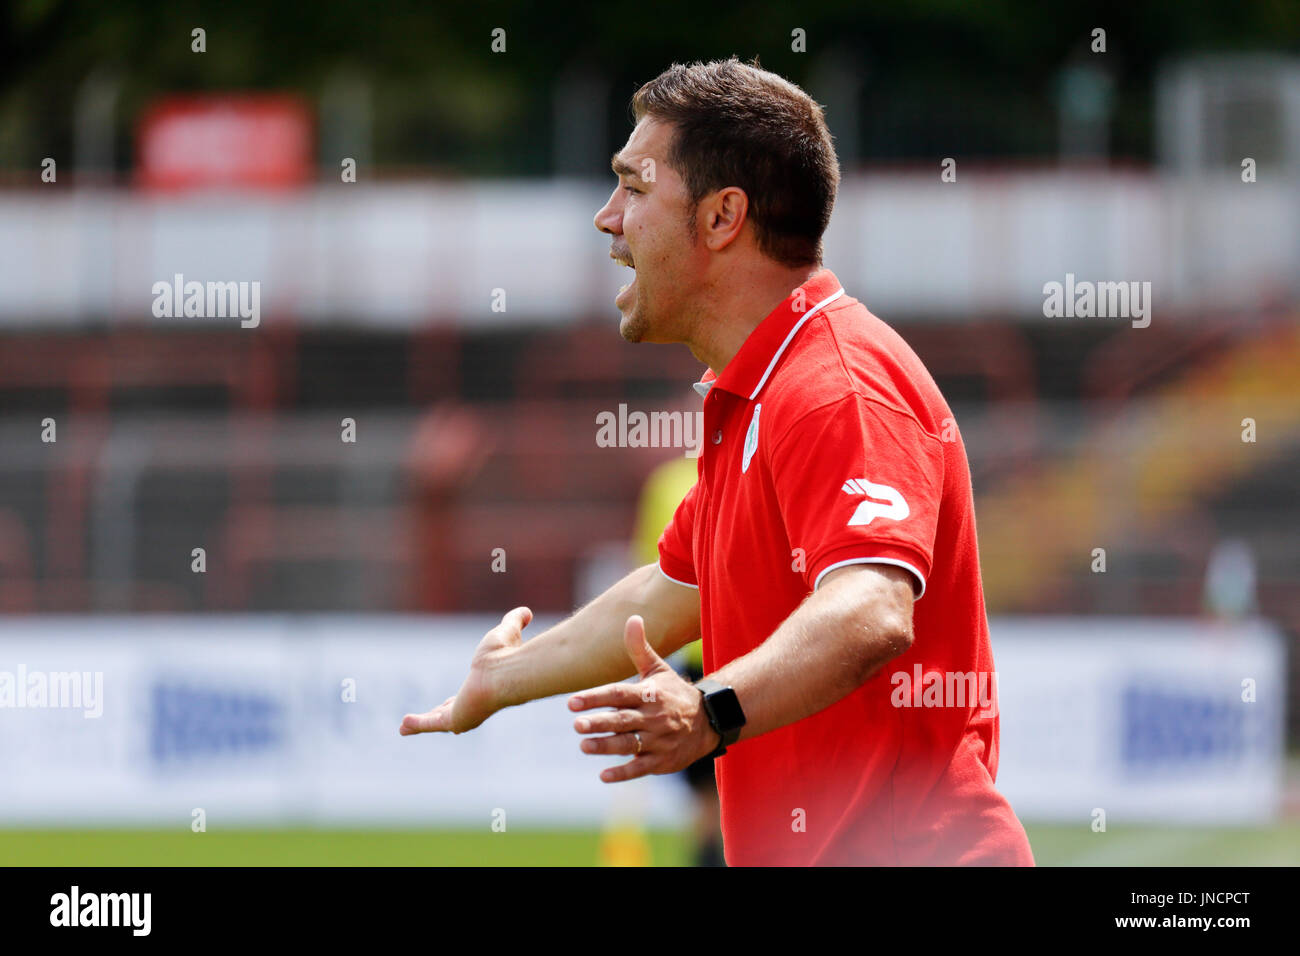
[{"left": 612, "top": 252, "right": 636, "bottom": 307}]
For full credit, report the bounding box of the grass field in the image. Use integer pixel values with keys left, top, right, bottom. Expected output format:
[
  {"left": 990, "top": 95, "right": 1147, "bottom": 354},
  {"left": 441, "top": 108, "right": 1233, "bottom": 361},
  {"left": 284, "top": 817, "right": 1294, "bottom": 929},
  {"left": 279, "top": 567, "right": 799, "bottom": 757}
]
[{"left": 2, "top": 823, "right": 1298, "bottom": 866}]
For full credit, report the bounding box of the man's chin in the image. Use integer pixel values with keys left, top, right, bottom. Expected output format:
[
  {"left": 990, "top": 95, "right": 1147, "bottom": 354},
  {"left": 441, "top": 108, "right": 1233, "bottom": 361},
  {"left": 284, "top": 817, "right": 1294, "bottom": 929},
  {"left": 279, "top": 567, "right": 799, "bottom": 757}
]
[{"left": 618, "top": 309, "right": 651, "bottom": 344}]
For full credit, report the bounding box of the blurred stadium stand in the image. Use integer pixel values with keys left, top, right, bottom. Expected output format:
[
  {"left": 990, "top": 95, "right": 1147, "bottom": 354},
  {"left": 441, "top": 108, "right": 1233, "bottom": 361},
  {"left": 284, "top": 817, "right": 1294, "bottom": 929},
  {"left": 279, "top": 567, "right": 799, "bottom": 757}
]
[{"left": 2, "top": 312, "right": 1296, "bottom": 625}]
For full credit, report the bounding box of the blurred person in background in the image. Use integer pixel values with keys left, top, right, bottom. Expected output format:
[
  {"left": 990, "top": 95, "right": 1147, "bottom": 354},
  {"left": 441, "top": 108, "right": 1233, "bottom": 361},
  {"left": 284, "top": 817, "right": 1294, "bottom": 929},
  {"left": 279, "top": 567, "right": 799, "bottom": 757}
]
[
  {"left": 630, "top": 453, "right": 723, "bottom": 867},
  {"left": 1203, "top": 538, "right": 1259, "bottom": 621}
]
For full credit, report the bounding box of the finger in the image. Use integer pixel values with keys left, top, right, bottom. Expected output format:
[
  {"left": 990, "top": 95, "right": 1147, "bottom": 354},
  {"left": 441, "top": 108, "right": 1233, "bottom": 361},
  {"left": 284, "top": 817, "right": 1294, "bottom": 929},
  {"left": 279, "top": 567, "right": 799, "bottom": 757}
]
[
  {"left": 623, "top": 614, "right": 667, "bottom": 679},
  {"left": 573, "top": 708, "right": 641, "bottom": 735},
  {"left": 600, "top": 754, "right": 657, "bottom": 783},
  {"left": 569, "top": 683, "right": 643, "bottom": 712},
  {"left": 580, "top": 732, "right": 644, "bottom": 756},
  {"left": 399, "top": 697, "right": 454, "bottom": 735},
  {"left": 497, "top": 606, "right": 533, "bottom": 641}
]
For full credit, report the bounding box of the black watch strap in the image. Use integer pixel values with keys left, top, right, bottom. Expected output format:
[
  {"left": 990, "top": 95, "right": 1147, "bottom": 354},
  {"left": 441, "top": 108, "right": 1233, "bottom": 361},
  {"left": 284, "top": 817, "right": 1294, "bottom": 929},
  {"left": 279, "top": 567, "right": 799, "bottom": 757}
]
[{"left": 696, "top": 678, "right": 746, "bottom": 758}]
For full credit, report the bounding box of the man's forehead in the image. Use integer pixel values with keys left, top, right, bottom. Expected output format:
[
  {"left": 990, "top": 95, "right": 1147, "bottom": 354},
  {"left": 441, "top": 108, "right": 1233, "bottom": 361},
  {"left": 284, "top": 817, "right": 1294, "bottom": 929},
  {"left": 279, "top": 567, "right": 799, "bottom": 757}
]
[{"left": 613, "top": 118, "right": 673, "bottom": 174}]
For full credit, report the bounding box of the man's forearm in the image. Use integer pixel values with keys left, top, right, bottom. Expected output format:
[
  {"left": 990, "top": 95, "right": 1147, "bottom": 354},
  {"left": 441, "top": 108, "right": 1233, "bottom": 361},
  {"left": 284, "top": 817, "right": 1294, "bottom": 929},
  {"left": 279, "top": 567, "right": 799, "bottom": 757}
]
[
  {"left": 490, "top": 563, "right": 700, "bottom": 709},
  {"left": 709, "top": 565, "right": 914, "bottom": 741}
]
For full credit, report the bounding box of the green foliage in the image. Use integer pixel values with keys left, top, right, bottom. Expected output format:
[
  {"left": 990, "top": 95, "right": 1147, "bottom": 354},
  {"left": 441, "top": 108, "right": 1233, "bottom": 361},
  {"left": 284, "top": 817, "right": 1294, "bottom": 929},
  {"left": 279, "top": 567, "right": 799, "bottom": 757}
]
[{"left": 2, "top": 0, "right": 1298, "bottom": 172}]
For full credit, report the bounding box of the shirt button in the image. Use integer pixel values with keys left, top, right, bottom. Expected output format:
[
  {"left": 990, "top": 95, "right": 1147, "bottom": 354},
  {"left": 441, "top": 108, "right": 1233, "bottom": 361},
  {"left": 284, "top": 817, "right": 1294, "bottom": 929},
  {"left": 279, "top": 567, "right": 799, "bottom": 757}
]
[{"left": 712, "top": 430, "right": 723, "bottom": 445}]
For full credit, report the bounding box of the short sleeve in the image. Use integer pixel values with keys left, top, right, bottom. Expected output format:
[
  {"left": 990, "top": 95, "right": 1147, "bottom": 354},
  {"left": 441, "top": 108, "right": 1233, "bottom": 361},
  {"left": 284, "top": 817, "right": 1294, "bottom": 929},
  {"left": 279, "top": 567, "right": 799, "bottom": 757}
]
[
  {"left": 768, "top": 394, "right": 943, "bottom": 596},
  {"left": 656, "top": 479, "right": 700, "bottom": 589}
]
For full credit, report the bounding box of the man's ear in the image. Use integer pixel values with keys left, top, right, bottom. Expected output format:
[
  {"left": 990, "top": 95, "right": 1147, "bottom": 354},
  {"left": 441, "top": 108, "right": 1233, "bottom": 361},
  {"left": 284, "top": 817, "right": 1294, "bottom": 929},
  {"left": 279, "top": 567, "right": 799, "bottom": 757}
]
[{"left": 701, "top": 187, "right": 749, "bottom": 252}]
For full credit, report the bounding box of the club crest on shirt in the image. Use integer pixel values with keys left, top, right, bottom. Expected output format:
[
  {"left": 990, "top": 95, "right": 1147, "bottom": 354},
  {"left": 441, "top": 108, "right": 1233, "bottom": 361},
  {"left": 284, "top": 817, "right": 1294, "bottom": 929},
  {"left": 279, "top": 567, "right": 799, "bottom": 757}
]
[{"left": 741, "top": 403, "right": 761, "bottom": 473}]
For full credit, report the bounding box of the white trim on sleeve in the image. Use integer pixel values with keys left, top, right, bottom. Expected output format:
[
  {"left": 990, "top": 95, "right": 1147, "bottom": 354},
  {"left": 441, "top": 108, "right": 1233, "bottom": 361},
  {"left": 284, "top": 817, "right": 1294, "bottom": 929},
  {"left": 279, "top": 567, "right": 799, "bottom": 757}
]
[
  {"left": 813, "top": 557, "right": 927, "bottom": 599},
  {"left": 657, "top": 563, "right": 700, "bottom": 590}
]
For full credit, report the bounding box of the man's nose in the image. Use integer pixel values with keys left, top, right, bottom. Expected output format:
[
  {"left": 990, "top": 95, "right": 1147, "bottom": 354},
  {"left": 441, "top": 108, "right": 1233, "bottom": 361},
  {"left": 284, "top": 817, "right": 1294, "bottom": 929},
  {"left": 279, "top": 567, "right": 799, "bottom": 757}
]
[{"left": 593, "top": 190, "right": 621, "bottom": 235}]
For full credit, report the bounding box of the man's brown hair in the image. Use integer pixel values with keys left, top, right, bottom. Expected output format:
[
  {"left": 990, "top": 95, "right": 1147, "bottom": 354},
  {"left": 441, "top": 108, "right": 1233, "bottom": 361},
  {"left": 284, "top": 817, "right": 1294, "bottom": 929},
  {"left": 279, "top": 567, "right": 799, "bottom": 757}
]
[{"left": 631, "top": 57, "right": 840, "bottom": 268}]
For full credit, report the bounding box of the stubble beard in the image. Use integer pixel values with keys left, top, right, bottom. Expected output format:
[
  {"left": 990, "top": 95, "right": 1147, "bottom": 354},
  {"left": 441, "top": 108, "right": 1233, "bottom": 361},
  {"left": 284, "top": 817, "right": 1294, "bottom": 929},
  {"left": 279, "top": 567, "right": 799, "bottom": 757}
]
[{"left": 619, "top": 305, "right": 650, "bottom": 343}]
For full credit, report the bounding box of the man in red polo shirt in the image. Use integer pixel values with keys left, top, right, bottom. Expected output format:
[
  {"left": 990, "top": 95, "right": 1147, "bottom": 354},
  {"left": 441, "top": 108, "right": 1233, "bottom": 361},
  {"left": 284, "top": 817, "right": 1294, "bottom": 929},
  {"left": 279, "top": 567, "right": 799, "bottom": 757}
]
[{"left": 401, "top": 57, "right": 1033, "bottom": 866}]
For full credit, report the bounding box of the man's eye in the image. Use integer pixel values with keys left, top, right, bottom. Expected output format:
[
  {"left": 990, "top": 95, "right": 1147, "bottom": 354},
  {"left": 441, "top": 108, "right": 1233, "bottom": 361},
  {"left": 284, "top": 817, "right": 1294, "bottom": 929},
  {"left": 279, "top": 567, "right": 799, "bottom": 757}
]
[{"left": 623, "top": 185, "right": 640, "bottom": 194}]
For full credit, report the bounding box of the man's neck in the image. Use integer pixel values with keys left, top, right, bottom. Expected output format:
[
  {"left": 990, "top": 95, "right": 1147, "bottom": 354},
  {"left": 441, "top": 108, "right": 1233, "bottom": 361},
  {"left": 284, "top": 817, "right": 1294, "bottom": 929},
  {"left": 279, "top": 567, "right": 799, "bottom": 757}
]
[{"left": 686, "top": 262, "right": 822, "bottom": 374}]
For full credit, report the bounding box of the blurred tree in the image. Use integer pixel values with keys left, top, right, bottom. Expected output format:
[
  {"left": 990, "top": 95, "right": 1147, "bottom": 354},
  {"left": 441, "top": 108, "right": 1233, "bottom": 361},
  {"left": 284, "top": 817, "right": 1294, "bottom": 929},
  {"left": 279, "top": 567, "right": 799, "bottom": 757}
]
[{"left": 1, "top": 0, "right": 1297, "bottom": 175}]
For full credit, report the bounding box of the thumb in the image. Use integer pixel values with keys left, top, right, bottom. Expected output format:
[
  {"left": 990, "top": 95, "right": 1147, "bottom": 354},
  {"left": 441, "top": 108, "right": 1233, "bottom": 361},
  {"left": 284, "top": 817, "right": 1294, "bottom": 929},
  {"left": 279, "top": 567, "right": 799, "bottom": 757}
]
[
  {"left": 399, "top": 697, "right": 453, "bottom": 735},
  {"left": 499, "top": 606, "right": 533, "bottom": 643},
  {"left": 624, "top": 615, "right": 665, "bottom": 678}
]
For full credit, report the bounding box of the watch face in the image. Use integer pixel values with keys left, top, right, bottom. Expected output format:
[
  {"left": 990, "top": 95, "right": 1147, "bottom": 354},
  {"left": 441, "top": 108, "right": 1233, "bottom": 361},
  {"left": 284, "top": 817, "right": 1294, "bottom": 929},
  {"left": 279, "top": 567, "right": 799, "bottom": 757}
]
[{"left": 705, "top": 687, "right": 746, "bottom": 731}]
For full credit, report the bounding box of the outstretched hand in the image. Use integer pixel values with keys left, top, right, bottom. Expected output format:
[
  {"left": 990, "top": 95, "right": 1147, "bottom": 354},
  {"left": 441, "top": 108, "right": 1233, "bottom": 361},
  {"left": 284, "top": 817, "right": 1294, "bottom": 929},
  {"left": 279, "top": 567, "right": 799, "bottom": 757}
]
[{"left": 399, "top": 606, "right": 532, "bottom": 736}]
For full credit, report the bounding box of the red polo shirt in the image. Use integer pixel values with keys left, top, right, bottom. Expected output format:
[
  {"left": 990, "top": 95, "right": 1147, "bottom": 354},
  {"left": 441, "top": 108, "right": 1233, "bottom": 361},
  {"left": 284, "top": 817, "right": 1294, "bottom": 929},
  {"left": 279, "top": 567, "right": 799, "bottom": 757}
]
[{"left": 657, "top": 268, "right": 1033, "bottom": 866}]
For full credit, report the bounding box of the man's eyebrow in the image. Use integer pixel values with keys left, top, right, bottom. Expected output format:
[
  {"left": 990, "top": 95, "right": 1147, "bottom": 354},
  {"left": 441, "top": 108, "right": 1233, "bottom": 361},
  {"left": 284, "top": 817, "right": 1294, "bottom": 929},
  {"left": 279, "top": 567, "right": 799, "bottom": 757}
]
[{"left": 611, "top": 153, "right": 640, "bottom": 177}]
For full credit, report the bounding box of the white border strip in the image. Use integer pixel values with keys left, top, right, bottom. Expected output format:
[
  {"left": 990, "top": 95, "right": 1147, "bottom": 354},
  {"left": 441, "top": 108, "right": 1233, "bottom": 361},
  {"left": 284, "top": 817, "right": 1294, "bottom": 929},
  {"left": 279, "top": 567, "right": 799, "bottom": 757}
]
[
  {"left": 658, "top": 563, "right": 700, "bottom": 590},
  {"left": 813, "top": 556, "right": 927, "bottom": 599},
  {"left": 748, "top": 287, "right": 845, "bottom": 400}
]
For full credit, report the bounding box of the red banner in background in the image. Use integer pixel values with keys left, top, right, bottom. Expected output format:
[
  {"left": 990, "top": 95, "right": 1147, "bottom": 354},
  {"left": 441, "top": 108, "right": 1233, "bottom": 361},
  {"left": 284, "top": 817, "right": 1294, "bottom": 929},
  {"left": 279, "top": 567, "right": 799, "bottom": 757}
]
[{"left": 136, "top": 95, "right": 313, "bottom": 190}]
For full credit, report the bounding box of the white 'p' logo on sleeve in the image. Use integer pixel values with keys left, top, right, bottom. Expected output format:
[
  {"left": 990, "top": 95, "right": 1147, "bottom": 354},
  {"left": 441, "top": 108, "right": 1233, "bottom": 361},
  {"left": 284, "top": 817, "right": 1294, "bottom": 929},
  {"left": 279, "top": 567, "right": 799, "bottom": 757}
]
[{"left": 841, "top": 478, "right": 909, "bottom": 526}]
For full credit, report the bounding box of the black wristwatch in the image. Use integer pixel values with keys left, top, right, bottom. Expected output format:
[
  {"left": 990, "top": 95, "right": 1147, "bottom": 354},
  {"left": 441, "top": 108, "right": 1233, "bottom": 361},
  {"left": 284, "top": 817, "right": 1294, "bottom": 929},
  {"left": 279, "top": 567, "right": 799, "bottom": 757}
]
[{"left": 695, "top": 678, "right": 746, "bottom": 759}]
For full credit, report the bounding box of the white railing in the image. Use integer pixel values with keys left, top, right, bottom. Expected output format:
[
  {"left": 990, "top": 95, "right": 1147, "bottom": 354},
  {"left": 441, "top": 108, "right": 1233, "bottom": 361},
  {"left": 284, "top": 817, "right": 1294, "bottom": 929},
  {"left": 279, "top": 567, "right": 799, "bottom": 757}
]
[{"left": 2, "top": 173, "right": 1296, "bottom": 326}]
